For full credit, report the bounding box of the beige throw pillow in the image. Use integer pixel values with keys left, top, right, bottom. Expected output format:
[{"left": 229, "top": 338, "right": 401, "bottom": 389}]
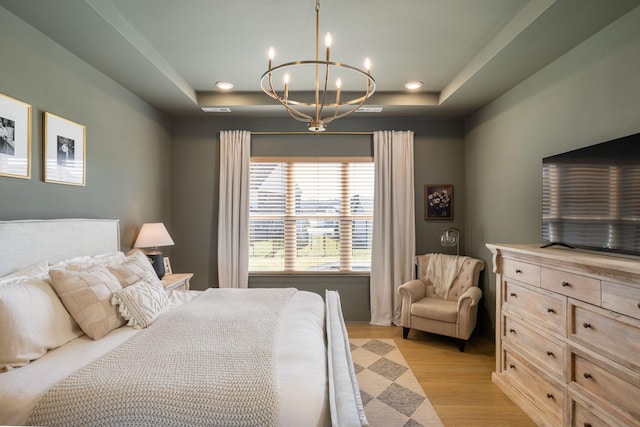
[
  {"left": 108, "top": 250, "right": 159, "bottom": 288},
  {"left": 112, "top": 279, "right": 169, "bottom": 329},
  {"left": 48, "top": 266, "right": 125, "bottom": 340}
]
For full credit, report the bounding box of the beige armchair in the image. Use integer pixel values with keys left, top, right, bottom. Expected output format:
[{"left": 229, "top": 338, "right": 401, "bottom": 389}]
[{"left": 398, "top": 254, "right": 484, "bottom": 351}]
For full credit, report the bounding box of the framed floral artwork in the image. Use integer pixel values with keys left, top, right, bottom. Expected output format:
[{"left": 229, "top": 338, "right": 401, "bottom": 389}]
[
  {"left": 425, "top": 184, "right": 453, "bottom": 220},
  {"left": 43, "top": 112, "right": 86, "bottom": 186},
  {"left": 0, "top": 92, "right": 32, "bottom": 179}
]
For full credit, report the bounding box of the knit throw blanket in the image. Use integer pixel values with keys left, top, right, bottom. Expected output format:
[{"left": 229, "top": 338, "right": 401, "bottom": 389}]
[
  {"left": 426, "top": 254, "right": 469, "bottom": 299},
  {"left": 28, "top": 288, "right": 296, "bottom": 427}
]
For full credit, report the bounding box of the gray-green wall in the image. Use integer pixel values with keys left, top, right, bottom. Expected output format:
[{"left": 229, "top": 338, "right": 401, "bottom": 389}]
[
  {"left": 169, "top": 117, "right": 466, "bottom": 320},
  {"left": 5, "top": 2, "right": 638, "bottom": 328},
  {"left": 465, "top": 6, "right": 640, "bottom": 333},
  {"left": 0, "top": 8, "right": 171, "bottom": 248}
]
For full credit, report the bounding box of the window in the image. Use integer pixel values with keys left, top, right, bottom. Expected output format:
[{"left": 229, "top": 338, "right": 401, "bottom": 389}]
[{"left": 249, "top": 159, "right": 374, "bottom": 272}]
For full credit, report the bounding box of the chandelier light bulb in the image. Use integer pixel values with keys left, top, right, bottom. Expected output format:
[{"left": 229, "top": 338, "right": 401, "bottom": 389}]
[
  {"left": 336, "top": 78, "right": 342, "bottom": 89},
  {"left": 283, "top": 73, "right": 289, "bottom": 99},
  {"left": 364, "top": 57, "right": 371, "bottom": 72},
  {"left": 268, "top": 47, "right": 275, "bottom": 69},
  {"left": 325, "top": 33, "right": 332, "bottom": 48}
]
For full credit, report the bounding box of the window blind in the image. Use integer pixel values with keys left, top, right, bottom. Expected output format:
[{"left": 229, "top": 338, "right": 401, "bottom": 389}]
[{"left": 249, "top": 159, "right": 374, "bottom": 272}]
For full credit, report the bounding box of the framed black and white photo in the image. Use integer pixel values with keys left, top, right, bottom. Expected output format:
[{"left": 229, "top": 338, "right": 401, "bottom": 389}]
[
  {"left": 43, "top": 112, "right": 86, "bottom": 186},
  {"left": 163, "top": 257, "right": 172, "bottom": 275},
  {"left": 425, "top": 184, "right": 453, "bottom": 220},
  {"left": 0, "top": 92, "right": 32, "bottom": 179}
]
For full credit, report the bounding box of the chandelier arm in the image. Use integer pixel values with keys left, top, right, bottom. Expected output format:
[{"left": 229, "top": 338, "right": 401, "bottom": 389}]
[
  {"left": 284, "top": 103, "right": 314, "bottom": 122},
  {"left": 328, "top": 83, "right": 341, "bottom": 121},
  {"left": 263, "top": 68, "right": 313, "bottom": 121},
  {"left": 263, "top": 71, "right": 281, "bottom": 101},
  {"left": 324, "top": 80, "right": 375, "bottom": 124},
  {"left": 317, "top": 63, "right": 331, "bottom": 122}
]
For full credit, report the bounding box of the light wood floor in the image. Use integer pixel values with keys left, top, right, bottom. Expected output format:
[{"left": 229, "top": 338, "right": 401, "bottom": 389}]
[{"left": 346, "top": 323, "right": 536, "bottom": 427}]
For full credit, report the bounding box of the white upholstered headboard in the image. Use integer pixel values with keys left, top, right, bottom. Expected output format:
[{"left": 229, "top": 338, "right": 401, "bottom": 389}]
[{"left": 0, "top": 219, "right": 120, "bottom": 277}]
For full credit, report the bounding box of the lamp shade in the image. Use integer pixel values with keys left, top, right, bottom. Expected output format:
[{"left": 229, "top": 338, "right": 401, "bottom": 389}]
[{"left": 133, "top": 223, "right": 174, "bottom": 249}]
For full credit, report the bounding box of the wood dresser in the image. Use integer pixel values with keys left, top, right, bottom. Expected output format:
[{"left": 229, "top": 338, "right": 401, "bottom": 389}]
[{"left": 486, "top": 244, "right": 640, "bottom": 426}]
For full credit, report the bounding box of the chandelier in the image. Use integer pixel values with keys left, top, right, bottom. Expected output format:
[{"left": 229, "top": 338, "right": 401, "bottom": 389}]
[{"left": 260, "top": 0, "right": 376, "bottom": 132}]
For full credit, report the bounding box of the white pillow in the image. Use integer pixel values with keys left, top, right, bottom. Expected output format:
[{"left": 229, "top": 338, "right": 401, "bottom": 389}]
[
  {"left": 107, "top": 250, "right": 159, "bottom": 288},
  {"left": 48, "top": 266, "right": 125, "bottom": 340},
  {"left": 111, "top": 279, "right": 169, "bottom": 329},
  {"left": 0, "top": 277, "right": 83, "bottom": 372},
  {"left": 51, "top": 251, "right": 126, "bottom": 271},
  {"left": 0, "top": 260, "right": 49, "bottom": 284}
]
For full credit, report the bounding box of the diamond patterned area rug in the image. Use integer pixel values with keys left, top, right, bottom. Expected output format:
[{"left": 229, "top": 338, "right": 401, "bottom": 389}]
[{"left": 350, "top": 338, "right": 444, "bottom": 427}]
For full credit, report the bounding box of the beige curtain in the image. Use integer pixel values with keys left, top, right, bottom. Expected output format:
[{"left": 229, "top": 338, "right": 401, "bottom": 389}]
[
  {"left": 217, "top": 130, "right": 250, "bottom": 288},
  {"left": 370, "top": 130, "right": 416, "bottom": 325}
]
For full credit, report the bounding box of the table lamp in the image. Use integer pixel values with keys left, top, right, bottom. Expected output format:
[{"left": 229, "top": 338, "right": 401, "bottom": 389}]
[{"left": 133, "top": 222, "right": 174, "bottom": 278}]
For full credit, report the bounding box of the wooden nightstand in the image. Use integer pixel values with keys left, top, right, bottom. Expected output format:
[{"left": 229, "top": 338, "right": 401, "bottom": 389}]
[{"left": 161, "top": 273, "right": 193, "bottom": 292}]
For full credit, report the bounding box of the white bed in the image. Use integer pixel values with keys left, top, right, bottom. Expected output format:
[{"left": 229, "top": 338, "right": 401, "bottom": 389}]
[{"left": 0, "top": 219, "right": 367, "bottom": 427}]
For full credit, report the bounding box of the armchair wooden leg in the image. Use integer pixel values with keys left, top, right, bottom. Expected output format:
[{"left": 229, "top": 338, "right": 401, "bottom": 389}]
[
  {"left": 402, "top": 327, "right": 410, "bottom": 339},
  {"left": 459, "top": 339, "right": 466, "bottom": 352}
]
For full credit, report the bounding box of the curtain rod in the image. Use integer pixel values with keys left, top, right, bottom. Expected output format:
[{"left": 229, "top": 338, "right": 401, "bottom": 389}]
[{"left": 251, "top": 131, "right": 374, "bottom": 135}]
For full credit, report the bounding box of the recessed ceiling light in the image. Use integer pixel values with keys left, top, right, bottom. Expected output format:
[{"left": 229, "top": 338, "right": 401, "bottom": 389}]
[
  {"left": 404, "top": 81, "right": 423, "bottom": 90},
  {"left": 201, "top": 107, "right": 232, "bottom": 113},
  {"left": 356, "top": 107, "right": 383, "bottom": 113},
  {"left": 215, "top": 81, "right": 234, "bottom": 90}
]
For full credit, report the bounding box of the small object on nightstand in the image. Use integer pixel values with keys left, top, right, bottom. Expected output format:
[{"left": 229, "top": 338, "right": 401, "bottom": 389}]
[{"left": 161, "top": 273, "right": 193, "bottom": 292}]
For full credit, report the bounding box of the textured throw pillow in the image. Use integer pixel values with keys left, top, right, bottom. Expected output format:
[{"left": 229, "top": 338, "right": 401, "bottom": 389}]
[
  {"left": 0, "top": 277, "right": 83, "bottom": 372},
  {"left": 107, "top": 250, "right": 159, "bottom": 288},
  {"left": 48, "top": 266, "right": 125, "bottom": 340},
  {"left": 62, "top": 251, "right": 127, "bottom": 271},
  {"left": 111, "top": 279, "right": 169, "bottom": 329}
]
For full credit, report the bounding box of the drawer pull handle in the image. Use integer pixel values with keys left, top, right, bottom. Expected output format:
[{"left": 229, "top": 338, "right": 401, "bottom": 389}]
[
  {"left": 561, "top": 281, "right": 570, "bottom": 287},
  {"left": 510, "top": 292, "right": 517, "bottom": 297},
  {"left": 583, "top": 372, "right": 592, "bottom": 379},
  {"left": 584, "top": 423, "right": 592, "bottom": 427},
  {"left": 637, "top": 302, "right": 640, "bottom": 309},
  {"left": 509, "top": 364, "right": 516, "bottom": 369},
  {"left": 583, "top": 323, "right": 591, "bottom": 329},
  {"left": 515, "top": 269, "right": 522, "bottom": 274},
  {"left": 509, "top": 328, "right": 516, "bottom": 334},
  {"left": 546, "top": 351, "right": 554, "bottom": 357},
  {"left": 546, "top": 393, "right": 554, "bottom": 400},
  {"left": 547, "top": 308, "right": 555, "bottom": 313}
]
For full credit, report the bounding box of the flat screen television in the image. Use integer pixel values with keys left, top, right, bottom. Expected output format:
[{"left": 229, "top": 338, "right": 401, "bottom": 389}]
[{"left": 542, "top": 132, "right": 640, "bottom": 256}]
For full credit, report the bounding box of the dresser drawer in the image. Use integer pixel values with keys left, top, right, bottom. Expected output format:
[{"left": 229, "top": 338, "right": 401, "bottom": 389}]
[
  {"left": 602, "top": 281, "right": 640, "bottom": 321},
  {"left": 502, "top": 258, "right": 540, "bottom": 286},
  {"left": 504, "top": 350, "right": 566, "bottom": 421},
  {"left": 504, "top": 315, "right": 566, "bottom": 380},
  {"left": 542, "top": 268, "right": 601, "bottom": 305},
  {"left": 572, "top": 353, "right": 640, "bottom": 424},
  {"left": 571, "top": 399, "right": 617, "bottom": 427},
  {"left": 504, "top": 281, "right": 566, "bottom": 335},
  {"left": 570, "top": 301, "right": 640, "bottom": 374}
]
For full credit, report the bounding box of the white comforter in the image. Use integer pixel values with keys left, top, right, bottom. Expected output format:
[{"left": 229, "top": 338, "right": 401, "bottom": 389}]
[{"left": 0, "top": 290, "right": 329, "bottom": 426}]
